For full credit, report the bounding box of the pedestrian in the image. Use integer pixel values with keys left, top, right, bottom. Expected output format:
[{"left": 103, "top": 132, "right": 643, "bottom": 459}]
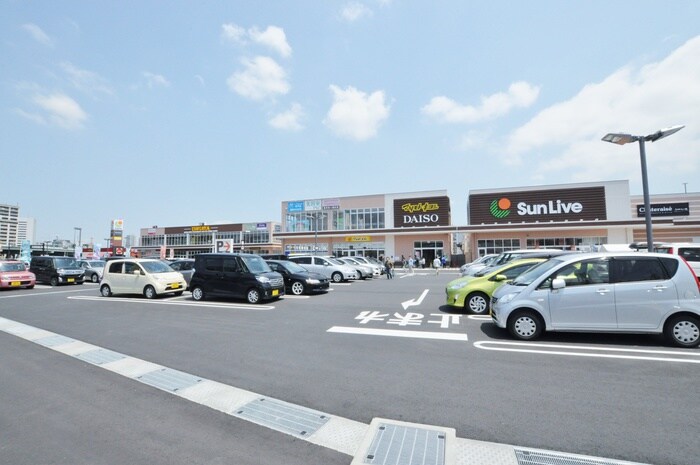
[
  {"left": 408, "top": 256, "right": 415, "bottom": 274},
  {"left": 385, "top": 257, "right": 393, "bottom": 279},
  {"left": 433, "top": 256, "right": 441, "bottom": 275},
  {"left": 441, "top": 255, "right": 447, "bottom": 268},
  {"left": 420, "top": 256, "right": 426, "bottom": 269}
]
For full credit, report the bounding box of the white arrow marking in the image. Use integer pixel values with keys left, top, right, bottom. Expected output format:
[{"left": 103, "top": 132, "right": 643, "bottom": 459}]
[{"left": 401, "top": 289, "right": 429, "bottom": 310}]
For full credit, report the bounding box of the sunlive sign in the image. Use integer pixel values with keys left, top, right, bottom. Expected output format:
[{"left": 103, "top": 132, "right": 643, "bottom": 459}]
[{"left": 470, "top": 186, "right": 606, "bottom": 224}]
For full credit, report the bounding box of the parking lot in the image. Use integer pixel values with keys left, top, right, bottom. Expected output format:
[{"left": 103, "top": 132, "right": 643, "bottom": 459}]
[{"left": 1, "top": 270, "right": 698, "bottom": 465}]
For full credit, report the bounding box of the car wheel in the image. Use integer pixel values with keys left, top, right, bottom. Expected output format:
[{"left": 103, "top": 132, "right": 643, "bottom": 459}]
[
  {"left": 50, "top": 276, "right": 59, "bottom": 287},
  {"left": 665, "top": 315, "right": 700, "bottom": 348},
  {"left": 508, "top": 310, "right": 543, "bottom": 340},
  {"left": 291, "top": 281, "right": 305, "bottom": 295},
  {"left": 143, "top": 285, "right": 157, "bottom": 299},
  {"left": 247, "top": 288, "right": 261, "bottom": 304},
  {"left": 100, "top": 284, "right": 112, "bottom": 297},
  {"left": 91, "top": 273, "right": 99, "bottom": 283},
  {"left": 191, "top": 286, "right": 205, "bottom": 301},
  {"left": 466, "top": 292, "right": 489, "bottom": 315},
  {"left": 331, "top": 272, "right": 343, "bottom": 283}
]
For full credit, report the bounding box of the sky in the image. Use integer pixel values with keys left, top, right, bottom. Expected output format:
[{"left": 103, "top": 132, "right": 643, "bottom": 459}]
[{"left": 2, "top": 1, "right": 699, "bottom": 247}]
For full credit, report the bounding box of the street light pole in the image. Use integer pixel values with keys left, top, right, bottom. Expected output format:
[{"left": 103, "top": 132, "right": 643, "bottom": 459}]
[{"left": 602, "top": 125, "right": 684, "bottom": 252}]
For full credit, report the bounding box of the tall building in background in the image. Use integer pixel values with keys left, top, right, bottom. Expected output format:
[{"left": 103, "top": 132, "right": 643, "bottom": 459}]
[
  {"left": 18, "top": 217, "right": 36, "bottom": 244},
  {"left": 0, "top": 204, "right": 20, "bottom": 248}
]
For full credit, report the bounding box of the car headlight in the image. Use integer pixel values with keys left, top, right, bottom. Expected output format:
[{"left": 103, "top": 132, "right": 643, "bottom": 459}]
[
  {"left": 306, "top": 278, "right": 320, "bottom": 284},
  {"left": 256, "top": 276, "right": 270, "bottom": 284},
  {"left": 448, "top": 281, "right": 468, "bottom": 290},
  {"left": 498, "top": 293, "right": 518, "bottom": 304}
]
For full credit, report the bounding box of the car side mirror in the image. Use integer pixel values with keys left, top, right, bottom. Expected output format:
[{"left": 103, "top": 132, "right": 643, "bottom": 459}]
[
  {"left": 493, "top": 274, "right": 508, "bottom": 282},
  {"left": 552, "top": 278, "right": 566, "bottom": 290}
]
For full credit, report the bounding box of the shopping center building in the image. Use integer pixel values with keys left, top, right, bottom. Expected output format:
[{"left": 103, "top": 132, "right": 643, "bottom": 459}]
[{"left": 133, "top": 181, "right": 700, "bottom": 264}]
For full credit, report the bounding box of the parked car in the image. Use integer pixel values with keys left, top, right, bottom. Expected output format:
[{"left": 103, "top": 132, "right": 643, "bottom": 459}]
[
  {"left": 168, "top": 259, "right": 195, "bottom": 289},
  {"left": 446, "top": 258, "right": 546, "bottom": 314},
  {"left": 0, "top": 260, "right": 36, "bottom": 289},
  {"left": 99, "top": 258, "right": 186, "bottom": 299},
  {"left": 189, "top": 253, "right": 284, "bottom": 304},
  {"left": 30, "top": 256, "right": 84, "bottom": 286},
  {"left": 491, "top": 252, "right": 700, "bottom": 347},
  {"left": 460, "top": 254, "right": 498, "bottom": 276},
  {"left": 348, "top": 256, "right": 383, "bottom": 276},
  {"left": 475, "top": 249, "right": 571, "bottom": 277},
  {"left": 266, "top": 259, "right": 329, "bottom": 295},
  {"left": 337, "top": 257, "right": 374, "bottom": 279},
  {"left": 76, "top": 260, "right": 106, "bottom": 283},
  {"left": 287, "top": 255, "right": 358, "bottom": 282},
  {"left": 655, "top": 242, "right": 700, "bottom": 279}
]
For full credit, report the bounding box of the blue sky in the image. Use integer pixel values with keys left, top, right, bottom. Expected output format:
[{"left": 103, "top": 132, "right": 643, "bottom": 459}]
[{"left": 2, "top": 1, "right": 699, "bottom": 246}]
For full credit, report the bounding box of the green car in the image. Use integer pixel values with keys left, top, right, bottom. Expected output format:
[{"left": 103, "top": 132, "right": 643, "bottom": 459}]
[{"left": 445, "top": 258, "right": 545, "bottom": 314}]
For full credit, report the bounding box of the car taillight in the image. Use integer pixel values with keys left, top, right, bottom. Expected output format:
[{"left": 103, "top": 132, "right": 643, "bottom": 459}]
[{"left": 679, "top": 256, "right": 700, "bottom": 292}]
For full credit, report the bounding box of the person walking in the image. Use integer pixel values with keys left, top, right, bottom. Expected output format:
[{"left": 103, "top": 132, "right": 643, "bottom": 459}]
[
  {"left": 433, "top": 256, "right": 441, "bottom": 275},
  {"left": 408, "top": 256, "right": 415, "bottom": 274},
  {"left": 385, "top": 257, "right": 393, "bottom": 279}
]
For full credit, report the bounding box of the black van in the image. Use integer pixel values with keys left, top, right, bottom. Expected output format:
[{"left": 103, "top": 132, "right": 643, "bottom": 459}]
[
  {"left": 189, "top": 253, "right": 285, "bottom": 304},
  {"left": 30, "top": 256, "right": 85, "bottom": 286}
]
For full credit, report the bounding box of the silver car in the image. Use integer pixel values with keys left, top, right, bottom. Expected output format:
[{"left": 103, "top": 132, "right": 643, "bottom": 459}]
[
  {"left": 491, "top": 252, "right": 700, "bottom": 347},
  {"left": 350, "top": 256, "right": 383, "bottom": 276},
  {"left": 77, "top": 260, "right": 106, "bottom": 283},
  {"left": 287, "top": 255, "right": 358, "bottom": 283},
  {"left": 337, "top": 257, "right": 374, "bottom": 279}
]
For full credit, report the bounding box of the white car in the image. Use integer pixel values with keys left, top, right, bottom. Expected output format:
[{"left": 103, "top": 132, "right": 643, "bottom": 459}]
[
  {"left": 655, "top": 242, "right": 700, "bottom": 279},
  {"left": 491, "top": 252, "right": 700, "bottom": 347},
  {"left": 460, "top": 254, "right": 498, "bottom": 276},
  {"left": 350, "top": 256, "right": 383, "bottom": 276},
  {"left": 337, "top": 257, "right": 375, "bottom": 279},
  {"left": 99, "top": 258, "right": 186, "bottom": 299},
  {"left": 287, "top": 255, "right": 358, "bottom": 282}
]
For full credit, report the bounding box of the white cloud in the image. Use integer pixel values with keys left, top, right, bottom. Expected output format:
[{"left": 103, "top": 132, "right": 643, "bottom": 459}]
[
  {"left": 504, "top": 35, "right": 700, "bottom": 185},
  {"left": 422, "top": 81, "right": 540, "bottom": 124},
  {"left": 249, "top": 26, "right": 292, "bottom": 58},
  {"left": 61, "top": 62, "right": 114, "bottom": 97},
  {"left": 222, "top": 24, "right": 292, "bottom": 58},
  {"left": 227, "top": 56, "right": 290, "bottom": 101},
  {"left": 20, "top": 93, "right": 88, "bottom": 129},
  {"left": 142, "top": 71, "right": 170, "bottom": 88},
  {"left": 341, "top": 2, "right": 373, "bottom": 22},
  {"left": 269, "top": 103, "right": 304, "bottom": 131},
  {"left": 324, "top": 85, "right": 390, "bottom": 141},
  {"left": 221, "top": 23, "right": 246, "bottom": 44},
  {"left": 22, "top": 23, "right": 53, "bottom": 47}
]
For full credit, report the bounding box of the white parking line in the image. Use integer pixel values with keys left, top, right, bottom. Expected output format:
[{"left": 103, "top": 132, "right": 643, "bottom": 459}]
[
  {"left": 0, "top": 287, "right": 94, "bottom": 299},
  {"left": 474, "top": 341, "right": 700, "bottom": 364},
  {"left": 68, "top": 295, "right": 276, "bottom": 310},
  {"left": 327, "top": 326, "right": 469, "bottom": 341}
]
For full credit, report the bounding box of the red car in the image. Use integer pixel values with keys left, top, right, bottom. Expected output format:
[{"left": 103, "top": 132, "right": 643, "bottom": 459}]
[{"left": 0, "top": 260, "right": 36, "bottom": 289}]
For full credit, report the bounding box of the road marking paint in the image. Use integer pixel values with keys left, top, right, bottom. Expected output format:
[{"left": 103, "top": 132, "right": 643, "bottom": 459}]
[
  {"left": 67, "top": 295, "right": 275, "bottom": 310},
  {"left": 474, "top": 341, "right": 700, "bottom": 363},
  {"left": 327, "top": 326, "right": 468, "bottom": 341},
  {"left": 467, "top": 315, "right": 491, "bottom": 321},
  {"left": 281, "top": 295, "right": 311, "bottom": 299},
  {"left": 0, "top": 287, "right": 93, "bottom": 299}
]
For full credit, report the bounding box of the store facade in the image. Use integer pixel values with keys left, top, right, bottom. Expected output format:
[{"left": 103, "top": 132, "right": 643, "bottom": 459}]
[
  {"left": 136, "top": 222, "right": 282, "bottom": 259},
  {"left": 277, "top": 191, "right": 454, "bottom": 264}
]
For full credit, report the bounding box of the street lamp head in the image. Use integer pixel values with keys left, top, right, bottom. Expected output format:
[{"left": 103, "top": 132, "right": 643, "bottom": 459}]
[
  {"left": 601, "top": 133, "right": 637, "bottom": 145},
  {"left": 644, "top": 125, "right": 684, "bottom": 143}
]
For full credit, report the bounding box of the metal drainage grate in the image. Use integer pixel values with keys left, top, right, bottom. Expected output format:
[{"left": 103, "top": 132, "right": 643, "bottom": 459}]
[
  {"left": 74, "top": 348, "right": 127, "bottom": 365},
  {"left": 34, "top": 335, "right": 75, "bottom": 348},
  {"left": 363, "top": 423, "right": 446, "bottom": 465},
  {"left": 136, "top": 368, "right": 203, "bottom": 392},
  {"left": 515, "top": 448, "right": 643, "bottom": 465},
  {"left": 234, "top": 397, "right": 330, "bottom": 438}
]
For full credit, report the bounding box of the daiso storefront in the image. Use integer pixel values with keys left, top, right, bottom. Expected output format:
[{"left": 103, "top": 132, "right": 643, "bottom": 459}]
[{"left": 463, "top": 180, "right": 637, "bottom": 260}]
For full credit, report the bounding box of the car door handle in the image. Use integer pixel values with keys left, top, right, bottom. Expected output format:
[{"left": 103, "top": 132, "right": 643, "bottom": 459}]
[
  {"left": 596, "top": 288, "right": 611, "bottom": 294},
  {"left": 653, "top": 285, "right": 668, "bottom": 292}
]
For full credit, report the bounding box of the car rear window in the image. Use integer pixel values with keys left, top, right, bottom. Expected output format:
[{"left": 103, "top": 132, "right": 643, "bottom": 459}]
[
  {"left": 611, "top": 257, "right": 668, "bottom": 283},
  {"left": 659, "top": 257, "right": 680, "bottom": 277}
]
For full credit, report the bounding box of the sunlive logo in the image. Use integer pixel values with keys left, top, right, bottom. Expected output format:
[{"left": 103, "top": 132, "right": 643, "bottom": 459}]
[
  {"left": 490, "top": 198, "right": 512, "bottom": 218},
  {"left": 490, "top": 197, "right": 584, "bottom": 218}
]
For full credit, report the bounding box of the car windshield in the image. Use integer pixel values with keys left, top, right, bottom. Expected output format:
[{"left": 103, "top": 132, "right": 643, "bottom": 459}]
[
  {"left": 241, "top": 255, "right": 272, "bottom": 273},
  {"left": 141, "top": 261, "right": 173, "bottom": 273},
  {"left": 55, "top": 258, "right": 77, "bottom": 268},
  {"left": 0, "top": 262, "right": 25, "bottom": 272},
  {"left": 283, "top": 261, "right": 308, "bottom": 273},
  {"left": 89, "top": 261, "right": 105, "bottom": 268},
  {"left": 328, "top": 258, "right": 345, "bottom": 266},
  {"left": 510, "top": 258, "right": 563, "bottom": 286}
]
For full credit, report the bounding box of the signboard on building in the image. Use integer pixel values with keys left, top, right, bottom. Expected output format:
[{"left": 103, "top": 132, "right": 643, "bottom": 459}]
[
  {"left": 287, "top": 201, "right": 304, "bottom": 212},
  {"left": 636, "top": 202, "right": 690, "bottom": 217},
  {"left": 469, "top": 186, "right": 607, "bottom": 224},
  {"left": 112, "top": 219, "right": 124, "bottom": 231},
  {"left": 393, "top": 196, "right": 450, "bottom": 227}
]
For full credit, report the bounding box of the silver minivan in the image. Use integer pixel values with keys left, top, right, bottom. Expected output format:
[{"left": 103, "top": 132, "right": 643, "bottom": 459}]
[
  {"left": 491, "top": 252, "right": 700, "bottom": 347},
  {"left": 287, "top": 255, "right": 358, "bottom": 282}
]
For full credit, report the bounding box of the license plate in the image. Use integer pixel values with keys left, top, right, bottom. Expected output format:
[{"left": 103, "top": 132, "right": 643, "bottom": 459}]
[
  {"left": 172, "top": 283, "right": 180, "bottom": 289},
  {"left": 10, "top": 281, "right": 20, "bottom": 287},
  {"left": 67, "top": 278, "right": 74, "bottom": 282},
  {"left": 272, "top": 289, "right": 279, "bottom": 296}
]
